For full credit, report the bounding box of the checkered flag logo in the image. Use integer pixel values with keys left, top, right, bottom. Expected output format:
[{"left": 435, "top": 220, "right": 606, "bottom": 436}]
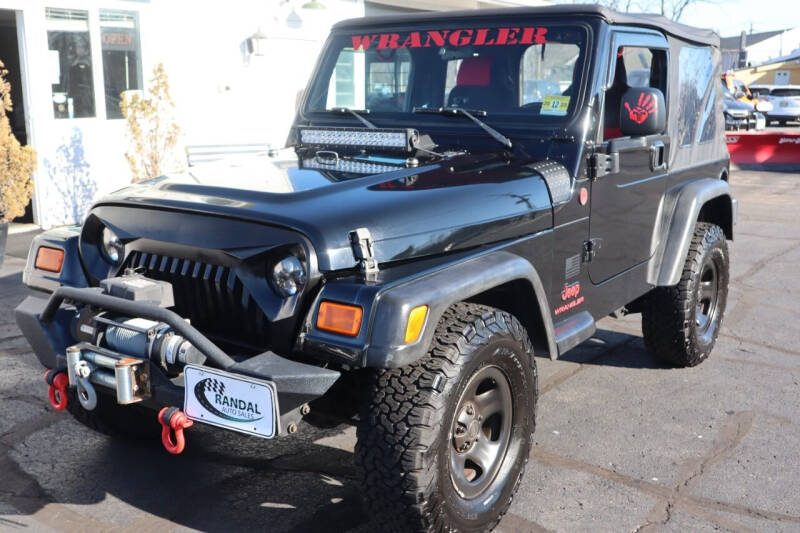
[{"left": 203, "top": 378, "right": 226, "bottom": 396}]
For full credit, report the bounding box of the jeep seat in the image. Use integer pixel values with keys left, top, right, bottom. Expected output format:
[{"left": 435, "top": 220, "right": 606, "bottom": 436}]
[{"left": 448, "top": 57, "right": 510, "bottom": 112}]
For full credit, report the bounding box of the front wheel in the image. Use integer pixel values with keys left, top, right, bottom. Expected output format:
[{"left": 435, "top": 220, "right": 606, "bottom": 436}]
[
  {"left": 356, "top": 303, "right": 537, "bottom": 533},
  {"left": 642, "top": 222, "right": 729, "bottom": 367}
]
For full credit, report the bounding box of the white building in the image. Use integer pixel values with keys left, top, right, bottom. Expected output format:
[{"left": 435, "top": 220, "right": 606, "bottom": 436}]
[
  {"left": 0, "top": 0, "right": 548, "bottom": 229},
  {"left": 721, "top": 27, "right": 800, "bottom": 71}
]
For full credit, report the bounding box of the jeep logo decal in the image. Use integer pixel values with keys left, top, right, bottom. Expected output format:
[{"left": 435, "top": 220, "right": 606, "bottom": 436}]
[
  {"left": 561, "top": 281, "right": 581, "bottom": 301},
  {"left": 555, "top": 282, "right": 584, "bottom": 316},
  {"left": 193, "top": 378, "right": 264, "bottom": 423}
]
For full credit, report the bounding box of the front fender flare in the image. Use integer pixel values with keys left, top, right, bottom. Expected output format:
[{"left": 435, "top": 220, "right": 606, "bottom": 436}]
[
  {"left": 648, "top": 178, "right": 735, "bottom": 287},
  {"left": 366, "top": 250, "right": 556, "bottom": 368}
]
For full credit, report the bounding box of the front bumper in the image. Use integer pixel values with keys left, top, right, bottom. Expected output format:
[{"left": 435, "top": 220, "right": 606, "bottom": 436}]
[
  {"left": 766, "top": 110, "right": 800, "bottom": 121},
  {"left": 15, "top": 288, "right": 340, "bottom": 436}
]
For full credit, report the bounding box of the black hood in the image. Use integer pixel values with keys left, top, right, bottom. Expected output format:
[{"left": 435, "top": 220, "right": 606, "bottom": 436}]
[{"left": 93, "top": 152, "right": 554, "bottom": 271}]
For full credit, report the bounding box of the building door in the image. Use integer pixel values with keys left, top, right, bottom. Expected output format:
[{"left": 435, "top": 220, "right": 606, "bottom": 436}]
[
  {"left": 0, "top": 9, "right": 33, "bottom": 222},
  {"left": 775, "top": 70, "right": 790, "bottom": 85}
]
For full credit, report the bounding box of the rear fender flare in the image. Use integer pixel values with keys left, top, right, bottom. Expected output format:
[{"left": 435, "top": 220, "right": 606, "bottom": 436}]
[
  {"left": 366, "top": 250, "right": 557, "bottom": 368},
  {"left": 648, "top": 178, "right": 735, "bottom": 287}
]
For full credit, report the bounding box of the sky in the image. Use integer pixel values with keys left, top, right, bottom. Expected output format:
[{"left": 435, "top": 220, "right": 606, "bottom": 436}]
[{"left": 661, "top": 0, "right": 796, "bottom": 36}]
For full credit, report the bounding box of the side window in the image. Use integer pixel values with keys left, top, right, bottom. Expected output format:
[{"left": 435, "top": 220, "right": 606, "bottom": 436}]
[
  {"left": 677, "top": 46, "right": 714, "bottom": 146},
  {"left": 100, "top": 10, "right": 143, "bottom": 119},
  {"left": 603, "top": 46, "right": 667, "bottom": 139},
  {"left": 620, "top": 47, "right": 653, "bottom": 88},
  {"left": 46, "top": 8, "right": 96, "bottom": 119}
]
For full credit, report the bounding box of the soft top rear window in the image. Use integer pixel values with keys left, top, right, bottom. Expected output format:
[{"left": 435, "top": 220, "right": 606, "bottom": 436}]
[{"left": 304, "top": 24, "right": 587, "bottom": 125}]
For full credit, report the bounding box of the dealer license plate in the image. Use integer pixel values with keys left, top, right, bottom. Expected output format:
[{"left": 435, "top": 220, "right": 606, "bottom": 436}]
[{"left": 183, "top": 365, "right": 278, "bottom": 439}]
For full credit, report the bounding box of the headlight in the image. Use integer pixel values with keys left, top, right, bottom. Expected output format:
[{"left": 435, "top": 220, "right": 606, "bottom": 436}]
[
  {"left": 271, "top": 255, "right": 306, "bottom": 297},
  {"left": 755, "top": 100, "right": 772, "bottom": 112},
  {"left": 101, "top": 227, "right": 124, "bottom": 265}
]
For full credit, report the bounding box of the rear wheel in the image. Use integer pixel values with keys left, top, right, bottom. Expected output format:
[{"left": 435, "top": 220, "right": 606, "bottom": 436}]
[
  {"left": 356, "top": 303, "right": 537, "bottom": 532},
  {"left": 642, "top": 222, "right": 729, "bottom": 367}
]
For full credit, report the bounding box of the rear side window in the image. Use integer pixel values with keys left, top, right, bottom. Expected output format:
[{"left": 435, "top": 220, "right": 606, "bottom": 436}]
[{"left": 677, "top": 46, "right": 714, "bottom": 146}]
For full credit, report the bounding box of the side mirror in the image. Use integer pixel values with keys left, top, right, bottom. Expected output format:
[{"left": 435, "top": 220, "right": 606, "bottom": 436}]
[{"left": 620, "top": 87, "right": 666, "bottom": 137}]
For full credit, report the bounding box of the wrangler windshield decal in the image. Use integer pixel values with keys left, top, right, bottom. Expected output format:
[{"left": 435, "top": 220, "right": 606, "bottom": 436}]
[{"left": 351, "top": 27, "right": 549, "bottom": 50}]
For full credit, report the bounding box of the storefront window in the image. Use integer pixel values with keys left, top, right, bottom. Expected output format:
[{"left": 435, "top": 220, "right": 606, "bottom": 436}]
[
  {"left": 46, "top": 8, "right": 96, "bottom": 119},
  {"left": 100, "top": 10, "right": 142, "bottom": 119}
]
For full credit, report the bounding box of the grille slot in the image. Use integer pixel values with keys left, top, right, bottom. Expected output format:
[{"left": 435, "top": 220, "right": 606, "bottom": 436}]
[{"left": 125, "top": 251, "right": 269, "bottom": 350}]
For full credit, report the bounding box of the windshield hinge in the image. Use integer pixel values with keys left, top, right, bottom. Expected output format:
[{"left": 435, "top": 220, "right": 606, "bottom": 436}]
[
  {"left": 583, "top": 239, "right": 603, "bottom": 263},
  {"left": 350, "top": 227, "right": 379, "bottom": 280},
  {"left": 588, "top": 152, "right": 618, "bottom": 180}
]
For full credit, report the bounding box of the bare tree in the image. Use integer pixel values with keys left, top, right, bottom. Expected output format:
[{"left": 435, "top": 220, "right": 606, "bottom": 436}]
[{"left": 574, "top": 0, "right": 712, "bottom": 21}]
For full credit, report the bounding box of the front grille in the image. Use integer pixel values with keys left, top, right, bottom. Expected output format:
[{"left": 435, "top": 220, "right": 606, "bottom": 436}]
[{"left": 126, "top": 251, "right": 269, "bottom": 350}]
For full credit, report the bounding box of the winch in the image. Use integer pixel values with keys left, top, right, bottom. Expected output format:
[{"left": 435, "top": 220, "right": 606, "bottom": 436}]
[{"left": 62, "top": 273, "right": 206, "bottom": 411}]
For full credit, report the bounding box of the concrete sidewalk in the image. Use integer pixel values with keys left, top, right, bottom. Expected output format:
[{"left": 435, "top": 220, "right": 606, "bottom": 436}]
[{"left": 0, "top": 170, "right": 798, "bottom": 532}]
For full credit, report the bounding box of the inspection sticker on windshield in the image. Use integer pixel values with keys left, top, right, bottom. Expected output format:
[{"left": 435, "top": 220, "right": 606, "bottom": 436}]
[
  {"left": 540, "top": 95, "right": 570, "bottom": 116},
  {"left": 183, "top": 365, "right": 278, "bottom": 439}
]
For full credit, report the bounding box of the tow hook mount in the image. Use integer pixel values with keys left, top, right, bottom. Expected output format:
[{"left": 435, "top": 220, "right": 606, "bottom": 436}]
[{"left": 158, "top": 407, "right": 193, "bottom": 454}]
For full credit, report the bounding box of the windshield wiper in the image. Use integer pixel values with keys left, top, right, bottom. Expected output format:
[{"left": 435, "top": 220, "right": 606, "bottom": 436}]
[
  {"left": 413, "top": 107, "right": 512, "bottom": 149},
  {"left": 318, "top": 107, "right": 376, "bottom": 129}
]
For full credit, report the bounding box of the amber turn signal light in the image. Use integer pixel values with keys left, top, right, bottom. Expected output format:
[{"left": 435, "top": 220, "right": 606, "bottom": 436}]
[
  {"left": 405, "top": 305, "right": 428, "bottom": 344},
  {"left": 35, "top": 247, "right": 65, "bottom": 273},
  {"left": 317, "top": 301, "right": 363, "bottom": 337}
]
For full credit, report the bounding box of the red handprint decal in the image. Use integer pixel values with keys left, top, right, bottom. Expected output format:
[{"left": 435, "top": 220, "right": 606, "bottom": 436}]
[{"left": 625, "top": 92, "right": 656, "bottom": 125}]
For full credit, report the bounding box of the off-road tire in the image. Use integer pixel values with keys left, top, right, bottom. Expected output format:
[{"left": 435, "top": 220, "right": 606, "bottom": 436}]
[
  {"left": 66, "top": 388, "right": 161, "bottom": 440},
  {"left": 642, "top": 222, "right": 729, "bottom": 367},
  {"left": 356, "top": 303, "right": 537, "bottom": 533}
]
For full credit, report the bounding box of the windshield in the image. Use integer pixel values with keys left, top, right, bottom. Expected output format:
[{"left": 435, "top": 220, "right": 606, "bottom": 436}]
[
  {"left": 772, "top": 88, "right": 800, "bottom": 98},
  {"left": 305, "top": 24, "right": 586, "bottom": 126}
]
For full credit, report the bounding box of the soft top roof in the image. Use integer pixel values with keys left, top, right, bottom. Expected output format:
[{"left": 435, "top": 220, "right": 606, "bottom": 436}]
[{"left": 333, "top": 4, "right": 719, "bottom": 47}]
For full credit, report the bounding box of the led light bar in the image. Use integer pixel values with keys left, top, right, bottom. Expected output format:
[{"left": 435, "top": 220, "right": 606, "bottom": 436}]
[
  {"left": 302, "top": 157, "right": 401, "bottom": 175},
  {"left": 298, "top": 127, "right": 420, "bottom": 152}
]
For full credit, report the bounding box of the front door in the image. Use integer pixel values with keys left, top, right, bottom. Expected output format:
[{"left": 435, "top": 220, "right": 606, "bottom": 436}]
[{"left": 589, "top": 32, "right": 670, "bottom": 284}]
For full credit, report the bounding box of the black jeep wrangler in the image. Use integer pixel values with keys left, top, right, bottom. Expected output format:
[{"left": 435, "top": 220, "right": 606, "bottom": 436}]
[{"left": 15, "top": 5, "right": 734, "bottom": 532}]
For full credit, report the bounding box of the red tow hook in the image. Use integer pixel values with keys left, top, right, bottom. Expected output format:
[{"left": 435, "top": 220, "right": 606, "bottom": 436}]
[
  {"left": 44, "top": 369, "right": 69, "bottom": 411},
  {"left": 158, "top": 407, "right": 193, "bottom": 455}
]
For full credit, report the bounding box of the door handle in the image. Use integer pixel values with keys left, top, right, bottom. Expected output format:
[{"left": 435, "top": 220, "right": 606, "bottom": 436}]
[{"left": 649, "top": 141, "right": 666, "bottom": 172}]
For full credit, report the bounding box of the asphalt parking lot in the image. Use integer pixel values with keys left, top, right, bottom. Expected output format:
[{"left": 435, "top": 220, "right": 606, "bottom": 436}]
[{"left": 1, "top": 168, "right": 799, "bottom": 533}]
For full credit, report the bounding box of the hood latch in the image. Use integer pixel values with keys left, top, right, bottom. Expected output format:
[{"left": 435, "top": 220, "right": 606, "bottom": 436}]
[{"left": 350, "top": 227, "right": 378, "bottom": 280}]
